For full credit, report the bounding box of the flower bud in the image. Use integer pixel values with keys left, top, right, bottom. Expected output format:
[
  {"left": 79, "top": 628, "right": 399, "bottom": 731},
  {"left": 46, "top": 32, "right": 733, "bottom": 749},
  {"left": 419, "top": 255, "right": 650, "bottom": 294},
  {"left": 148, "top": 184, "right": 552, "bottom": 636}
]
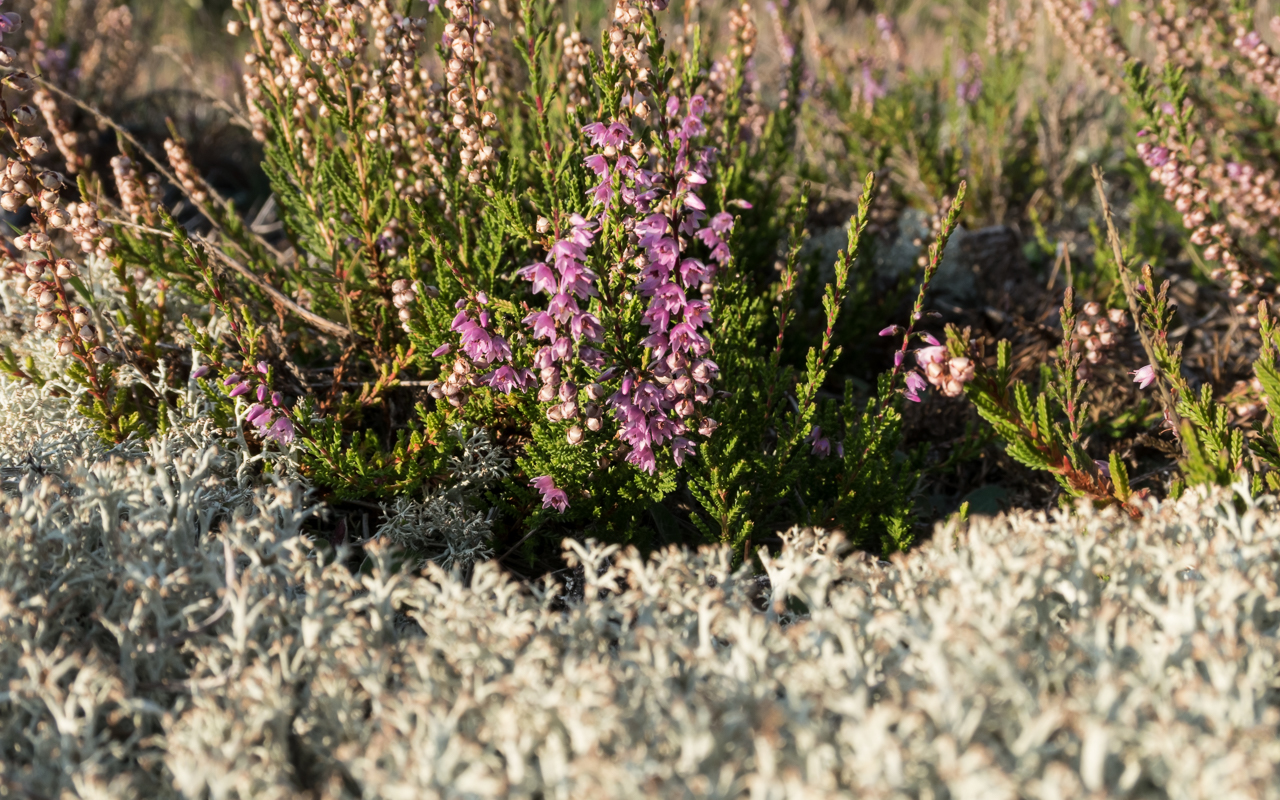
[
  {"left": 537, "top": 383, "right": 557, "bottom": 403},
  {"left": 34, "top": 311, "right": 56, "bottom": 331},
  {"left": 46, "top": 208, "right": 70, "bottom": 228},
  {"left": 23, "top": 261, "right": 45, "bottom": 281},
  {"left": 57, "top": 337, "right": 77, "bottom": 356},
  {"left": 392, "top": 278, "right": 411, "bottom": 293},
  {"left": 37, "top": 289, "right": 56, "bottom": 308},
  {"left": 586, "top": 382, "right": 606, "bottom": 400},
  {"left": 948, "top": 357, "right": 974, "bottom": 383},
  {"left": 78, "top": 324, "right": 97, "bottom": 341},
  {"left": 11, "top": 105, "right": 35, "bottom": 126},
  {"left": 70, "top": 306, "right": 91, "bottom": 325},
  {"left": 566, "top": 425, "right": 584, "bottom": 445},
  {"left": 586, "top": 415, "right": 602, "bottom": 432},
  {"left": 0, "top": 192, "right": 22, "bottom": 211}
]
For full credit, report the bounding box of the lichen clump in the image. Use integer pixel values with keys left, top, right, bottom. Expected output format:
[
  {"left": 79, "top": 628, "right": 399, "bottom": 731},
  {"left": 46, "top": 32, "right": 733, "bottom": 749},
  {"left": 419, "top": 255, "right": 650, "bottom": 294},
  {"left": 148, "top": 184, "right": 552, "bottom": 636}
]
[{"left": 2, "top": 441, "right": 1278, "bottom": 797}]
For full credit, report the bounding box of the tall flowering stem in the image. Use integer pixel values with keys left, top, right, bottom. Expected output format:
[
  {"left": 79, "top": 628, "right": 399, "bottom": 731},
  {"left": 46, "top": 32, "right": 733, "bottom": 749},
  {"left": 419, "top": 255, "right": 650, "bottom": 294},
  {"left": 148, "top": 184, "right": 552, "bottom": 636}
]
[
  {"left": 888, "top": 181, "right": 967, "bottom": 397},
  {"left": 1093, "top": 165, "right": 1186, "bottom": 447},
  {"left": 173, "top": 223, "right": 303, "bottom": 448},
  {"left": 789, "top": 175, "right": 878, "bottom": 445}
]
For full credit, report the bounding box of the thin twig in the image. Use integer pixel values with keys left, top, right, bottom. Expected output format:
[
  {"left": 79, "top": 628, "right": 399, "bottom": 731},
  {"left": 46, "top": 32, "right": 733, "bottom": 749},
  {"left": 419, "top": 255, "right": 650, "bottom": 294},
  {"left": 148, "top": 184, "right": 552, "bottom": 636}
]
[
  {"left": 196, "top": 236, "right": 358, "bottom": 341},
  {"left": 34, "top": 76, "right": 285, "bottom": 261},
  {"left": 99, "top": 214, "right": 353, "bottom": 340}
]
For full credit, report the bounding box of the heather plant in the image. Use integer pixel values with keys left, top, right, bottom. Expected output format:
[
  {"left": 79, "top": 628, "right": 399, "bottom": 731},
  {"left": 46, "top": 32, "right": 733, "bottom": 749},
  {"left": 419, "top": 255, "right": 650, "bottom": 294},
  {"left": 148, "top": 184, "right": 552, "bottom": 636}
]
[
  {"left": 10, "top": 0, "right": 1280, "bottom": 564},
  {"left": 9, "top": 1, "right": 1280, "bottom": 796},
  {"left": 0, "top": 0, "right": 955, "bottom": 569}
]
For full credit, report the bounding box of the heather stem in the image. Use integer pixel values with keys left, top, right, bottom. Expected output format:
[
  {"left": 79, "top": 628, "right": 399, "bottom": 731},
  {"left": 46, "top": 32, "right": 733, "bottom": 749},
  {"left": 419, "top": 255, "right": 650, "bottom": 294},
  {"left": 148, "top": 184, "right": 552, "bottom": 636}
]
[{"left": 1091, "top": 165, "right": 1186, "bottom": 454}]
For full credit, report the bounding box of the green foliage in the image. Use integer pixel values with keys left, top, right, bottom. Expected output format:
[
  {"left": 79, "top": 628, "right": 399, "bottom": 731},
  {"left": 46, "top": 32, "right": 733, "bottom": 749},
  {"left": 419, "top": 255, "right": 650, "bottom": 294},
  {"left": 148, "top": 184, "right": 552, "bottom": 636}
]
[{"left": 950, "top": 287, "right": 1141, "bottom": 517}]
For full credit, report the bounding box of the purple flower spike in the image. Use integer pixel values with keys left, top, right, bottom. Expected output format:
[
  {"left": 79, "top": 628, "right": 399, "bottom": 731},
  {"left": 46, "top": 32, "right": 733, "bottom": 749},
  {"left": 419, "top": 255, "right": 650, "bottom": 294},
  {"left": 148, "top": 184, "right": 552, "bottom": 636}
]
[
  {"left": 191, "top": 365, "right": 212, "bottom": 380},
  {"left": 228, "top": 381, "right": 251, "bottom": 398},
  {"left": 530, "top": 475, "right": 569, "bottom": 512}
]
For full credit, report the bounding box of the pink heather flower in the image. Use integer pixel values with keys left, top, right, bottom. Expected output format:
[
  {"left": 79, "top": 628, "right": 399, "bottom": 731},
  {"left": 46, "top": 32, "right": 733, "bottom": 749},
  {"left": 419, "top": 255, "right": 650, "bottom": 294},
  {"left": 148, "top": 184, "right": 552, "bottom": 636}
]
[
  {"left": 1094, "top": 459, "right": 1111, "bottom": 478},
  {"left": 531, "top": 475, "right": 569, "bottom": 512},
  {"left": 256, "top": 384, "right": 268, "bottom": 402},
  {"left": 271, "top": 392, "right": 283, "bottom": 407},
  {"left": 1131, "top": 364, "right": 1157, "bottom": 390},
  {"left": 807, "top": 426, "right": 831, "bottom": 457},
  {"left": 256, "top": 361, "right": 269, "bottom": 374},
  {"left": 264, "top": 416, "right": 296, "bottom": 445},
  {"left": 245, "top": 403, "right": 271, "bottom": 426},
  {"left": 222, "top": 372, "right": 241, "bottom": 386},
  {"left": 672, "top": 436, "right": 695, "bottom": 466},
  {"left": 191, "top": 365, "right": 212, "bottom": 380},
  {"left": 921, "top": 333, "right": 941, "bottom": 346},
  {"left": 518, "top": 262, "right": 558, "bottom": 295},
  {"left": 904, "top": 371, "right": 928, "bottom": 402},
  {"left": 915, "top": 346, "right": 948, "bottom": 366},
  {"left": 432, "top": 343, "right": 452, "bottom": 357},
  {"left": 879, "top": 326, "right": 902, "bottom": 336},
  {"left": 484, "top": 366, "right": 524, "bottom": 394},
  {"left": 228, "top": 381, "right": 251, "bottom": 398}
]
